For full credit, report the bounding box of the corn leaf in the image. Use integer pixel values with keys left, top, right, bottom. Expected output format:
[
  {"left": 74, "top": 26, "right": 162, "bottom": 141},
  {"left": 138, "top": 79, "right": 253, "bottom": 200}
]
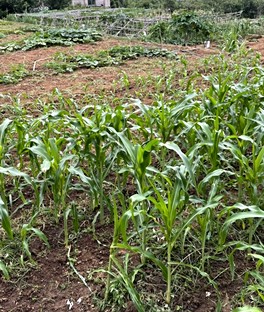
[
  {"left": 0, "top": 196, "right": 13, "bottom": 239},
  {"left": 0, "top": 260, "right": 9, "bottom": 280}
]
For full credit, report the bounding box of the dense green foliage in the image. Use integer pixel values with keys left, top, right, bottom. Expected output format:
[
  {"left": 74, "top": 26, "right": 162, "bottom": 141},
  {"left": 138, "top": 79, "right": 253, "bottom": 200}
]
[
  {"left": 44, "top": 0, "right": 70, "bottom": 10},
  {"left": 0, "top": 28, "right": 102, "bottom": 53},
  {"left": 46, "top": 45, "right": 177, "bottom": 73},
  {"left": 0, "top": 64, "right": 28, "bottom": 83},
  {"left": 0, "top": 0, "right": 70, "bottom": 17},
  {"left": 1, "top": 41, "right": 264, "bottom": 310},
  {"left": 148, "top": 11, "right": 212, "bottom": 45},
  {"left": 0, "top": 0, "right": 263, "bottom": 18},
  {"left": 1, "top": 9, "right": 264, "bottom": 312},
  {"left": 170, "top": 0, "right": 264, "bottom": 18},
  {"left": 0, "top": 0, "right": 34, "bottom": 18},
  {"left": 123, "top": 0, "right": 264, "bottom": 17}
]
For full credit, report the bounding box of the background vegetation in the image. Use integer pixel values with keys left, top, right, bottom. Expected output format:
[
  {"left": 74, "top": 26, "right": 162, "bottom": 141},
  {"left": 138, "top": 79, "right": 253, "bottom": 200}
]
[
  {"left": 123, "top": 0, "right": 264, "bottom": 18},
  {"left": 1, "top": 0, "right": 264, "bottom": 17},
  {"left": 0, "top": 0, "right": 70, "bottom": 17}
]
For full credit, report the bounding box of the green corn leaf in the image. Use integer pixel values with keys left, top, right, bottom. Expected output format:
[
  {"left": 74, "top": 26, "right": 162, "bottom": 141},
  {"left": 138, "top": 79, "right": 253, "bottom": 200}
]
[
  {"left": 130, "top": 193, "right": 147, "bottom": 204},
  {"left": 162, "top": 141, "right": 196, "bottom": 187},
  {"left": 0, "top": 196, "right": 13, "bottom": 239},
  {"left": 171, "top": 93, "right": 196, "bottom": 117},
  {"left": 198, "top": 169, "right": 234, "bottom": 193},
  {"left": 224, "top": 204, "right": 264, "bottom": 227},
  {"left": 0, "top": 119, "right": 12, "bottom": 144},
  {"left": 0, "top": 166, "right": 31, "bottom": 184},
  {"left": 114, "top": 243, "right": 168, "bottom": 280},
  {"left": 30, "top": 227, "right": 50, "bottom": 247},
  {"left": 68, "top": 166, "right": 92, "bottom": 184},
  {"left": 171, "top": 202, "right": 218, "bottom": 249},
  {"left": 198, "top": 122, "right": 212, "bottom": 140},
  {"left": 48, "top": 138, "right": 60, "bottom": 163},
  {"left": 249, "top": 270, "right": 264, "bottom": 286},
  {"left": 223, "top": 242, "right": 264, "bottom": 253},
  {"left": 116, "top": 131, "right": 136, "bottom": 164},
  {"left": 0, "top": 260, "right": 10, "bottom": 280},
  {"left": 254, "top": 146, "right": 264, "bottom": 172},
  {"left": 144, "top": 139, "right": 160, "bottom": 152},
  {"left": 110, "top": 255, "right": 144, "bottom": 312},
  {"left": 41, "top": 159, "right": 51, "bottom": 172},
  {"left": 168, "top": 260, "right": 218, "bottom": 290},
  {"left": 248, "top": 253, "right": 264, "bottom": 269},
  {"left": 28, "top": 145, "right": 51, "bottom": 161},
  {"left": 238, "top": 135, "right": 254, "bottom": 144},
  {"left": 59, "top": 155, "right": 77, "bottom": 170},
  {"left": 22, "top": 239, "right": 31, "bottom": 259},
  {"left": 228, "top": 252, "right": 235, "bottom": 280},
  {"left": 68, "top": 166, "right": 98, "bottom": 194}
]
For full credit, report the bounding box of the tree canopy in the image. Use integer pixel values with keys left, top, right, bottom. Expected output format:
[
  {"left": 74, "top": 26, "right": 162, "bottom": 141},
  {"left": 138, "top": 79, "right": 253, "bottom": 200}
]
[
  {"left": 123, "top": 0, "right": 264, "bottom": 18},
  {"left": 0, "top": 0, "right": 71, "bottom": 17},
  {"left": 0, "top": 0, "right": 263, "bottom": 18}
]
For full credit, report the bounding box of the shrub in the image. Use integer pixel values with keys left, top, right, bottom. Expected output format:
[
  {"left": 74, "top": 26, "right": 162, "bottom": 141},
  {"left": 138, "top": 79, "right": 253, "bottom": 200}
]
[
  {"left": 173, "top": 0, "right": 264, "bottom": 18},
  {"left": 0, "top": 0, "right": 36, "bottom": 16},
  {"left": 44, "top": 0, "right": 70, "bottom": 10},
  {"left": 148, "top": 11, "right": 212, "bottom": 45},
  {"left": 0, "top": 0, "right": 70, "bottom": 17}
]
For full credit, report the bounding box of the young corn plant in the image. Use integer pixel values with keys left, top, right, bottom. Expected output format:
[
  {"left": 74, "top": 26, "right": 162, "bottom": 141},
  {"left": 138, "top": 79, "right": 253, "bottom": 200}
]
[
  {"left": 104, "top": 195, "right": 145, "bottom": 312},
  {"left": 0, "top": 165, "right": 47, "bottom": 273},
  {"left": 112, "top": 128, "right": 159, "bottom": 260},
  {"left": 0, "top": 119, "right": 13, "bottom": 204},
  {"left": 27, "top": 136, "right": 76, "bottom": 230},
  {"left": 147, "top": 175, "right": 188, "bottom": 304},
  {"left": 69, "top": 106, "right": 119, "bottom": 223}
]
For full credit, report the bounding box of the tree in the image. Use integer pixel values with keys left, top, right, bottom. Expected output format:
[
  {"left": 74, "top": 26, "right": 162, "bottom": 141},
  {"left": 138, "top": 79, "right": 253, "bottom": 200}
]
[
  {"left": 0, "top": 0, "right": 70, "bottom": 17},
  {"left": 44, "top": 0, "right": 70, "bottom": 10},
  {"left": 0, "top": 0, "right": 36, "bottom": 17}
]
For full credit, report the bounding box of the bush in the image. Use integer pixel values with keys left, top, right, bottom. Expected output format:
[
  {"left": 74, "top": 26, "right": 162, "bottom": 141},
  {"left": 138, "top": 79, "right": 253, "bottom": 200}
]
[
  {"left": 148, "top": 21, "right": 170, "bottom": 43},
  {"left": 219, "top": 0, "right": 260, "bottom": 18},
  {"left": 44, "top": 0, "right": 70, "bottom": 10},
  {"left": 173, "top": 0, "right": 264, "bottom": 18},
  {"left": 148, "top": 11, "right": 213, "bottom": 45},
  {"left": 0, "top": 0, "right": 70, "bottom": 17},
  {"left": 0, "top": 0, "right": 36, "bottom": 15}
]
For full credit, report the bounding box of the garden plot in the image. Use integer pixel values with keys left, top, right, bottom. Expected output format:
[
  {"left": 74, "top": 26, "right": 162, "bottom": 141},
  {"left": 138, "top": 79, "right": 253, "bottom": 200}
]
[
  {"left": 0, "top": 37, "right": 217, "bottom": 106},
  {"left": 1, "top": 20, "right": 264, "bottom": 312}
]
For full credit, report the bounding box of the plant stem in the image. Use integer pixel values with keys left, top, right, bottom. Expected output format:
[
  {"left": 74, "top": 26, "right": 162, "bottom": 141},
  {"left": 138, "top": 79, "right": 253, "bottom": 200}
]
[{"left": 166, "top": 243, "right": 172, "bottom": 304}]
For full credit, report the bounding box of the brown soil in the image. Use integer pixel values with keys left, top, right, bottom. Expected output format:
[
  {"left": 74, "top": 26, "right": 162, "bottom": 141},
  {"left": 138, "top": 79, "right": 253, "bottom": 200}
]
[
  {"left": 0, "top": 37, "right": 217, "bottom": 106},
  {"left": 0, "top": 223, "right": 110, "bottom": 312},
  {"left": 1, "top": 35, "right": 264, "bottom": 312},
  {"left": 247, "top": 36, "right": 264, "bottom": 58},
  {"left": 0, "top": 33, "right": 34, "bottom": 45}
]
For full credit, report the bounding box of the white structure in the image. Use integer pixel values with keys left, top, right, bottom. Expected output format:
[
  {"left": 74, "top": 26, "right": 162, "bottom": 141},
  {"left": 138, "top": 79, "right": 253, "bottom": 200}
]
[
  {"left": 72, "top": 0, "right": 110, "bottom": 7},
  {"left": 96, "top": 0, "right": 110, "bottom": 6}
]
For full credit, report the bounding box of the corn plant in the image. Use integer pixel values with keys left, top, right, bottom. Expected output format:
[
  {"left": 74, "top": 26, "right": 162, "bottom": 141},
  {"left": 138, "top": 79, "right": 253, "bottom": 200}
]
[
  {"left": 0, "top": 165, "right": 35, "bottom": 230},
  {"left": 0, "top": 195, "right": 13, "bottom": 240},
  {"left": 68, "top": 106, "right": 120, "bottom": 223},
  {"left": 112, "top": 127, "right": 161, "bottom": 246},
  {"left": 0, "top": 119, "right": 13, "bottom": 201},
  {"left": 20, "top": 223, "right": 50, "bottom": 263},
  {"left": 27, "top": 137, "right": 77, "bottom": 224}
]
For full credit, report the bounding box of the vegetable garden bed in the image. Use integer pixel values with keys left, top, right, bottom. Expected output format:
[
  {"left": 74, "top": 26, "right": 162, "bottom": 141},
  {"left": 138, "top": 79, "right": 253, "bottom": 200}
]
[{"left": 1, "top": 20, "right": 264, "bottom": 312}]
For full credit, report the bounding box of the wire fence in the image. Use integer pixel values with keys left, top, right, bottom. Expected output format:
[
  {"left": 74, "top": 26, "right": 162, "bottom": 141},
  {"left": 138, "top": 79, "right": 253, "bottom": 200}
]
[{"left": 14, "top": 9, "right": 243, "bottom": 39}]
